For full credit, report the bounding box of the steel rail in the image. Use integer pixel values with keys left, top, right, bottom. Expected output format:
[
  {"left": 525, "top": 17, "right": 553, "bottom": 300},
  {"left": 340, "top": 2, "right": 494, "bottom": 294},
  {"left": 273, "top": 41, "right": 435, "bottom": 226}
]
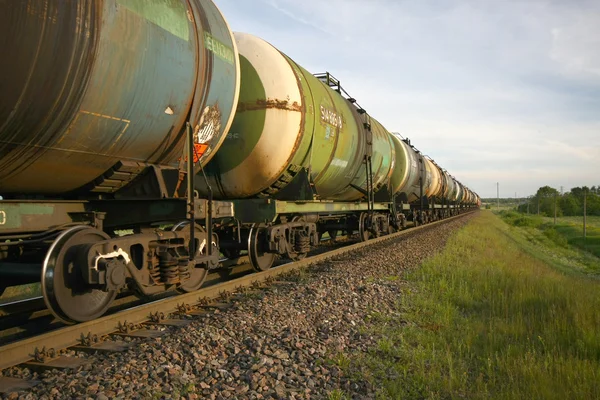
[
  {"left": 0, "top": 211, "right": 474, "bottom": 371},
  {"left": 0, "top": 298, "right": 44, "bottom": 318}
]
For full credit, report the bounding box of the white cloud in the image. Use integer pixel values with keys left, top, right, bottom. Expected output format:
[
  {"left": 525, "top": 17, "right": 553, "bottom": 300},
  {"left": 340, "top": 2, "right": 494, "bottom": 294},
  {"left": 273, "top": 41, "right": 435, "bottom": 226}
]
[
  {"left": 550, "top": 12, "right": 600, "bottom": 80},
  {"left": 215, "top": 0, "right": 600, "bottom": 197}
]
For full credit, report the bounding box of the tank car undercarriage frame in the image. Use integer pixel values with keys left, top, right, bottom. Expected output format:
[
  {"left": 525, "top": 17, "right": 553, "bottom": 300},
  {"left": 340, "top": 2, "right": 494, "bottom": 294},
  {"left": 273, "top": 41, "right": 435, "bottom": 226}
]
[
  {"left": 0, "top": 197, "right": 476, "bottom": 323},
  {"left": 215, "top": 199, "right": 401, "bottom": 273},
  {"left": 0, "top": 198, "right": 233, "bottom": 323}
]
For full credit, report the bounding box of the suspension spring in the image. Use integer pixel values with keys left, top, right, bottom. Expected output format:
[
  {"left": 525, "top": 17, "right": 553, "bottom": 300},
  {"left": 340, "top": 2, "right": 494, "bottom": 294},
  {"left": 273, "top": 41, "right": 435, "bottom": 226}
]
[
  {"left": 158, "top": 252, "right": 180, "bottom": 284},
  {"left": 148, "top": 262, "right": 162, "bottom": 285},
  {"left": 179, "top": 262, "right": 191, "bottom": 281},
  {"left": 294, "top": 231, "right": 311, "bottom": 254}
]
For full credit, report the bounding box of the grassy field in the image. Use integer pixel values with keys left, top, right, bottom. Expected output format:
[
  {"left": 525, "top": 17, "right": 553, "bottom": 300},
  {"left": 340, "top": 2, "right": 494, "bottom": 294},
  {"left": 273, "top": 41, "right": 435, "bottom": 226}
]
[
  {"left": 500, "top": 211, "right": 600, "bottom": 264},
  {"left": 482, "top": 204, "right": 520, "bottom": 212},
  {"left": 540, "top": 215, "right": 600, "bottom": 229},
  {"left": 342, "top": 211, "right": 600, "bottom": 399},
  {"left": 540, "top": 215, "right": 600, "bottom": 259}
]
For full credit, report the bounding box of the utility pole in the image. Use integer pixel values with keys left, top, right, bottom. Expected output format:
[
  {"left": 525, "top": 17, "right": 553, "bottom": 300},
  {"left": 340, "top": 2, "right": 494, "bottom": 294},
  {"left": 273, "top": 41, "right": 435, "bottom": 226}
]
[
  {"left": 584, "top": 188, "right": 587, "bottom": 240},
  {"left": 497, "top": 182, "right": 499, "bottom": 210},
  {"left": 554, "top": 192, "right": 557, "bottom": 225},
  {"left": 527, "top": 199, "right": 530, "bottom": 214},
  {"left": 537, "top": 196, "right": 540, "bottom": 215}
]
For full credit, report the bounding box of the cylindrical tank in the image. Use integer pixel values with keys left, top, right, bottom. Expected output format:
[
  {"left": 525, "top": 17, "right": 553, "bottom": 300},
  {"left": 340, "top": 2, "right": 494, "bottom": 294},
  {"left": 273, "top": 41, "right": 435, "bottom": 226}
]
[
  {"left": 447, "top": 177, "right": 457, "bottom": 202},
  {"left": 200, "top": 33, "right": 394, "bottom": 201},
  {"left": 424, "top": 158, "right": 443, "bottom": 198},
  {"left": 433, "top": 164, "right": 447, "bottom": 199},
  {"left": 452, "top": 179, "right": 463, "bottom": 203},
  {"left": 389, "top": 137, "right": 422, "bottom": 203},
  {"left": 389, "top": 134, "right": 415, "bottom": 197},
  {"left": 462, "top": 185, "right": 468, "bottom": 204},
  {"left": 442, "top": 170, "right": 454, "bottom": 199},
  {"left": 464, "top": 189, "right": 470, "bottom": 204},
  {"left": 364, "top": 119, "right": 396, "bottom": 199},
  {"left": 0, "top": 0, "right": 239, "bottom": 194}
]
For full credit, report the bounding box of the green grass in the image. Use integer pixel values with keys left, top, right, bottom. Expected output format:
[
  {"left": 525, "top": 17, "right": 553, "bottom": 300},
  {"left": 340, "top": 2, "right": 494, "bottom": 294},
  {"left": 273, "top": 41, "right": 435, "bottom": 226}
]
[
  {"left": 554, "top": 224, "right": 600, "bottom": 259},
  {"left": 540, "top": 215, "right": 600, "bottom": 229},
  {"left": 499, "top": 210, "right": 600, "bottom": 265},
  {"left": 540, "top": 215, "right": 600, "bottom": 258},
  {"left": 485, "top": 204, "right": 520, "bottom": 212},
  {"left": 350, "top": 211, "right": 600, "bottom": 399},
  {"left": 0, "top": 283, "right": 40, "bottom": 304}
]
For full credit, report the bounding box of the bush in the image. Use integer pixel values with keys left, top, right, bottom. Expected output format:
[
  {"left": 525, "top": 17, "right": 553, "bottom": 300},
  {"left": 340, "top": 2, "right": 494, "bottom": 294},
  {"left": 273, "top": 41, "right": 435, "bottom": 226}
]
[
  {"left": 542, "top": 226, "right": 568, "bottom": 247},
  {"left": 500, "top": 211, "right": 543, "bottom": 228},
  {"left": 512, "top": 216, "right": 541, "bottom": 227}
]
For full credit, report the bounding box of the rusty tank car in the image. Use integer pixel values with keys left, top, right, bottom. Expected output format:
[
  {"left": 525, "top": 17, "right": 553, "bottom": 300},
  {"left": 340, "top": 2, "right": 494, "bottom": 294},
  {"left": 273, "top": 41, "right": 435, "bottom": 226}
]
[
  {"left": 0, "top": 1, "right": 480, "bottom": 324},
  {"left": 1, "top": 0, "right": 240, "bottom": 195},
  {"left": 197, "top": 33, "right": 395, "bottom": 201},
  {"left": 0, "top": 0, "right": 240, "bottom": 323}
]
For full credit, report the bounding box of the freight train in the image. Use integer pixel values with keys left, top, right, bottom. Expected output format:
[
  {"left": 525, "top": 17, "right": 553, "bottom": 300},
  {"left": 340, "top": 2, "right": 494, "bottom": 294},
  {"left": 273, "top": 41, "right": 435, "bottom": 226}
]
[{"left": 0, "top": 0, "right": 480, "bottom": 323}]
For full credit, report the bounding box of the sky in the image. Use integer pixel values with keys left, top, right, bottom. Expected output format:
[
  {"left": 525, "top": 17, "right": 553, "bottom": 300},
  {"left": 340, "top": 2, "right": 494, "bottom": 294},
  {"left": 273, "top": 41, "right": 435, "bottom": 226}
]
[{"left": 214, "top": 0, "right": 600, "bottom": 198}]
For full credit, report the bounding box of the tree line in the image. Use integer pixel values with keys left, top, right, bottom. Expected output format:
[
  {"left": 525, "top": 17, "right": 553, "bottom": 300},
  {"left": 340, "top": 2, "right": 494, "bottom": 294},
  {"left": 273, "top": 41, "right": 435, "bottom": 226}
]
[{"left": 516, "top": 186, "right": 600, "bottom": 217}]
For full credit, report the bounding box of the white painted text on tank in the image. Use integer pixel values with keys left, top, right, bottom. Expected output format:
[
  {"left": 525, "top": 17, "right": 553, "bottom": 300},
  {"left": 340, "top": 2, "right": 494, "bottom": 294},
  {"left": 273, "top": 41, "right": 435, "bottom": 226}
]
[{"left": 320, "top": 105, "right": 343, "bottom": 130}]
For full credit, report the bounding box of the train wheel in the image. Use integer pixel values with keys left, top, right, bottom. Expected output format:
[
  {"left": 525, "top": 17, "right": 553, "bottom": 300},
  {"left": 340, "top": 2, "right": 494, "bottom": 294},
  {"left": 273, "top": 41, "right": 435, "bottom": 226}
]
[
  {"left": 327, "top": 230, "right": 338, "bottom": 241},
  {"left": 171, "top": 222, "right": 210, "bottom": 293},
  {"left": 359, "top": 213, "right": 370, "bottom": 242},
  {"left": 42, "top": 226, "right": 116, "bottom": 324},
  {"left": 388, "top": 224, "right": 396, "bottom": 235},
  {"left": 248, "top": 225, "right": 276, "bottom": 272}
]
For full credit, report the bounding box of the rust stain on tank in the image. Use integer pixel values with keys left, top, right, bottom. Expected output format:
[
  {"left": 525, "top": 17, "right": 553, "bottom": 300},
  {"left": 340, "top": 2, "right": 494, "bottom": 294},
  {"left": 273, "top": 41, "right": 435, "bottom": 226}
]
[{"left": 236, "top": 98, "right": 303, "bottom": 113}]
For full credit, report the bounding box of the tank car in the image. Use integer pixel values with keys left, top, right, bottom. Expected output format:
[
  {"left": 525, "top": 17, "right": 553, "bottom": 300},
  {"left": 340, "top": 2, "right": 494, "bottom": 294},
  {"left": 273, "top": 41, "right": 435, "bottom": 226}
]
[
  {"left": 191, "top": 33, "right": 410, "bottom": 270},
  {"left": 0, "top": 0, "right": 240, "bottom": 323},
  {"left": 197, "top": 33, "right": 395, "bottom": 201}
]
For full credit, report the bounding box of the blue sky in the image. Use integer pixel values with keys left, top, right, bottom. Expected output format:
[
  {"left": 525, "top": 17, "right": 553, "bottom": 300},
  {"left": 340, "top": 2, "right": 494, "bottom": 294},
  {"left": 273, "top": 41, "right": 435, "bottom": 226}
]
[{"left": 214, "top": 0, "right": 600, "bottom": 198}]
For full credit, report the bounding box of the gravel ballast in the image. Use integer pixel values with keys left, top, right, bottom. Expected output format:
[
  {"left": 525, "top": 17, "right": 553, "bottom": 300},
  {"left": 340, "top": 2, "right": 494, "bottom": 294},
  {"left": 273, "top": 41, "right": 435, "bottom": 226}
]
[{"left": 2, "top": 214, "right": 474, "bottom": 399}]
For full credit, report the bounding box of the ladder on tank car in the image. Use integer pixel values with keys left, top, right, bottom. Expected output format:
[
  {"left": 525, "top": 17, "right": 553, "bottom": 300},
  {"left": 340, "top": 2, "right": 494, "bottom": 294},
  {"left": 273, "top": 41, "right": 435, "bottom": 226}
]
[{"left": 314, "top": 72, "right": 375, "bottom": 212}]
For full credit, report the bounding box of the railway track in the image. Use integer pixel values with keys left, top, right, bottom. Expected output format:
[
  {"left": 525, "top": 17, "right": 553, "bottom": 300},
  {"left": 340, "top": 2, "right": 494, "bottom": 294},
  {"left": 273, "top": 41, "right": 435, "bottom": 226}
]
[
  {"left": 0, "top": 236, "right": 353, "bottom": 349},
  {"left": 0, "top": 213, "right": 471, "bottom": 393},
  {"left": 0, "top": 271, "right": 241, "bottom": 349}
]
